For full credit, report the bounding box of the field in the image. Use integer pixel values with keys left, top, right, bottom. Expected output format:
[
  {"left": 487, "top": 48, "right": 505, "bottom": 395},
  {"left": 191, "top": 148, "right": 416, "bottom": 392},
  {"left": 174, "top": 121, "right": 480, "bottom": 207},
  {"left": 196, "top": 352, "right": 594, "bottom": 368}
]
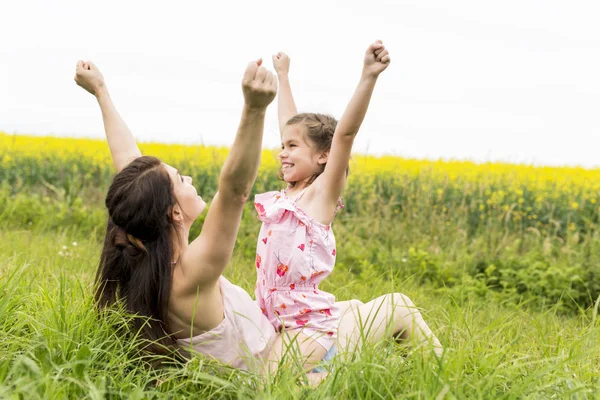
[{"left": 1, "top": 132, "right": 599, "bottom": 399}]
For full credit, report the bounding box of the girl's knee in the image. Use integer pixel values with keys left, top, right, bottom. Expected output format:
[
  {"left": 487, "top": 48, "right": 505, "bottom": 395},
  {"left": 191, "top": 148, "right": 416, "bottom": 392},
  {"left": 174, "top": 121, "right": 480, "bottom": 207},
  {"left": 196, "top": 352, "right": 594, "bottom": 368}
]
[
  {"left": 387, "top": 293, "right": 416, "bottom": 309},
  {"left": 349, "top": 299, "right": 364, "bottom": 308},
  {"left": 338, "top": 299, "right": 364, "bottom": 316}
]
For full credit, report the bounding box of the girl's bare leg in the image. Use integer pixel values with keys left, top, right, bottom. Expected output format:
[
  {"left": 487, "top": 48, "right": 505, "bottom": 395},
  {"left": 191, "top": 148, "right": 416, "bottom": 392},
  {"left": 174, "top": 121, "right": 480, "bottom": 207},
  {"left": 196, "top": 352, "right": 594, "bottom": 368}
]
[
  {"left": 336, "top": 294, "right": 442, "bottom": 358},
  {"left": 263, "top": 330, "right": 328, "bottom": 378}
]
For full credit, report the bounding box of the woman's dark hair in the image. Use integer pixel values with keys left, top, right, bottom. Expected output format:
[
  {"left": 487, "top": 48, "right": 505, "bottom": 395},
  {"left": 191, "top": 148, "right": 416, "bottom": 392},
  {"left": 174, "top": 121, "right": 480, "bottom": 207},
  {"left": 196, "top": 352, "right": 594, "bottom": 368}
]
[
  {"left": 95, "top": 156, "right": 181, "bottom": 358},
  {"left": 280, "top": 113, "right": 349, "bottom": 187}
]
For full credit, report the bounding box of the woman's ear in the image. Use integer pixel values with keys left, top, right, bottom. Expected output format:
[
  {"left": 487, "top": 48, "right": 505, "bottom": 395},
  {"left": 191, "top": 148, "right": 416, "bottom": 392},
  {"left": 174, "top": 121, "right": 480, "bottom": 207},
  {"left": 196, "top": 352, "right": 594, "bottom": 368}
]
[{"left": 171, "top": 204, "right": 184, "bottom": 223}]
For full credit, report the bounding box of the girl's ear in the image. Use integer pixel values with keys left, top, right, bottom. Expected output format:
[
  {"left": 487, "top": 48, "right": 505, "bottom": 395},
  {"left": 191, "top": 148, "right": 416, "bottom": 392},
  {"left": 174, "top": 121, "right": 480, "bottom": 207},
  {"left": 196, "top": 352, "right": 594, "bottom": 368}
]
[{"left": 317, "top": 150, "right": 329, "bottom": 165}]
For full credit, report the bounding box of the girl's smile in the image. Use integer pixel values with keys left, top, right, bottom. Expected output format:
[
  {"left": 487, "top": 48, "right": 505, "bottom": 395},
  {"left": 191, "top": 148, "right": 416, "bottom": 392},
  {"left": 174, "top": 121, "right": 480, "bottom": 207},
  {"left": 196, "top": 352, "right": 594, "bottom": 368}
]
[{"left": 279, "top": 124, "right": 326, "bottom": 185}]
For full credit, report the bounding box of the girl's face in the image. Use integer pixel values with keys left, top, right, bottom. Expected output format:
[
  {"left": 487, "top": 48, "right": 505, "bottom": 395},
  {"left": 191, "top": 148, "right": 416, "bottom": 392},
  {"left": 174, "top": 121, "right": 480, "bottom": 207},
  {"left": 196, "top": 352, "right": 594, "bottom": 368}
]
[
  {"left": 163, "top": 163, "right": 206, "bottom": 224},
  {"left": 279, "top": 124, "right": 328, "bottom": 185}
]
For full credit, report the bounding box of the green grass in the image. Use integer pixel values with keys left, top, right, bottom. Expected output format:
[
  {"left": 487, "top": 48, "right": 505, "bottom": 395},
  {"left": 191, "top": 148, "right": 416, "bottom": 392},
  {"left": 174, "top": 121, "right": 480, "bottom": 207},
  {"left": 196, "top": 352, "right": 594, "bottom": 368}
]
[
  {"left": 1, "top": 227, "right": 599, "bottom": 399},
  {"left": 1, "top": 134, "right": 599, "bottom": 397}
]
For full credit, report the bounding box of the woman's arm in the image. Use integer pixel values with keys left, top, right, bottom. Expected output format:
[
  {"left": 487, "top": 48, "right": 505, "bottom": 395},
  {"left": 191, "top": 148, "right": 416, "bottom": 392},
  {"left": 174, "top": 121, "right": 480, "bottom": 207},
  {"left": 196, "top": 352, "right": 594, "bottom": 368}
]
[
  {"left": 178, "top": 60, "right": 278, "bottom": 290},
  {"left": 273, "top": 52, "right": 298, "bottom": 132},
  {"left": 217, "top": 60, "right": 277, "bottom": 200},
  {"left": 74, "top": 61, "right": 142, "bottom": 172}
]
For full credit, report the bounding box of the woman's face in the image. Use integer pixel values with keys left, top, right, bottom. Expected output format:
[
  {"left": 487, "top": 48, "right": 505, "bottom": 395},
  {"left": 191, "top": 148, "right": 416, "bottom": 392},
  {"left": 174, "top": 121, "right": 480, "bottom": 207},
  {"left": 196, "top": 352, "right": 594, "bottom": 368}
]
[{"left": 163, "top": 163, "right": 206, "bottom": 224}]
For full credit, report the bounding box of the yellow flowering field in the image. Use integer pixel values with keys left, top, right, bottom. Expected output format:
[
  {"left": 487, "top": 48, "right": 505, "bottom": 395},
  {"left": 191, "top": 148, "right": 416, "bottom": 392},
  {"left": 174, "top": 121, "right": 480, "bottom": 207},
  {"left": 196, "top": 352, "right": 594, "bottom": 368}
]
[{"left": 2, "top": 132, "right": 599, "bottom": 239}]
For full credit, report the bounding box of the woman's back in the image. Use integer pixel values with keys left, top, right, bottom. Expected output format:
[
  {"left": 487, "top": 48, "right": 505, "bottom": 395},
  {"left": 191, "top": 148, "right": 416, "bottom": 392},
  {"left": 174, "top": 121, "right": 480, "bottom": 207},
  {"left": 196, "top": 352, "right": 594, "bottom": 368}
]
[
  {"left": 168, "top": 263, "right": 224, "bottom": 339},
  {"left": 176, "top": 276, "right": 276, "bottom": 371}
]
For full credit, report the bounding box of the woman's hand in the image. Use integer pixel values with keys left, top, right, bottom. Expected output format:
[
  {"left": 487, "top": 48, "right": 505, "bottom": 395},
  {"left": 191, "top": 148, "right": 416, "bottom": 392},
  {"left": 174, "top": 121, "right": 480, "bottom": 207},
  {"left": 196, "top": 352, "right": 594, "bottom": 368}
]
[
  {"left": 74, "top": 60, "right": 107, "bottom": 97},
  {"left": 242, "top": 59, "right": 278, "bottom": 110}
]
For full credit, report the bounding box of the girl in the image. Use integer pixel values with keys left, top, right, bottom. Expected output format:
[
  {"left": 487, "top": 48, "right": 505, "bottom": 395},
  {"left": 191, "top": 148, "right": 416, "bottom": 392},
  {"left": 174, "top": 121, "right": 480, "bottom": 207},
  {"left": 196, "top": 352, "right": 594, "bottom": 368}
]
[{"left": 256, "top": 41, "right": 442, "bottom": 374}]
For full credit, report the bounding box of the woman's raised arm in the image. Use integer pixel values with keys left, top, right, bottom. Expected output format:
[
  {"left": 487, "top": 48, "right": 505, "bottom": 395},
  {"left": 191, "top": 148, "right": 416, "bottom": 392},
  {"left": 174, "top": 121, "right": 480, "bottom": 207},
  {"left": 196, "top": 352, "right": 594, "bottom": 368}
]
[
  {"left": 75, "top": 61, "right": 142, "bottom": 172},
  {"left": 177, "top": 59, "right": 278, "bottom": 291}
]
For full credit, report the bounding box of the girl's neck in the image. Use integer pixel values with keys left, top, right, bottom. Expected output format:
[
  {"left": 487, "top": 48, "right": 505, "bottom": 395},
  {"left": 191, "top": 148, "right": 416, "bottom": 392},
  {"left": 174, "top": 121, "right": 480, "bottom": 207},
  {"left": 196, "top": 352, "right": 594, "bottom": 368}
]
[
  {"left": 286, "top": 176, "right": 314, "bottom": 195},
  {"left": 285, "top": 185, "right": 307, "bottom": 198}
]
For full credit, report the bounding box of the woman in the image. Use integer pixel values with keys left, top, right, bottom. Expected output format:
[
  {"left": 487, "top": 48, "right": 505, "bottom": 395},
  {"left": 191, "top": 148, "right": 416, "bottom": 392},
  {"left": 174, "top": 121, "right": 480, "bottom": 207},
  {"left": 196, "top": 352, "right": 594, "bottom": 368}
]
[{"left": 74, "top": 59, "right": 441, "bottom": 375}]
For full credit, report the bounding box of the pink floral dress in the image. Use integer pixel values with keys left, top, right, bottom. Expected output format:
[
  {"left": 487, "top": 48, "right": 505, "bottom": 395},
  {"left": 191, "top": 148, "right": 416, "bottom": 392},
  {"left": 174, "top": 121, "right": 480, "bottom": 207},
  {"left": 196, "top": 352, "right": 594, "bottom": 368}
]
[{"left": 254, "top": 188, "right": 343, "bottom": 351}]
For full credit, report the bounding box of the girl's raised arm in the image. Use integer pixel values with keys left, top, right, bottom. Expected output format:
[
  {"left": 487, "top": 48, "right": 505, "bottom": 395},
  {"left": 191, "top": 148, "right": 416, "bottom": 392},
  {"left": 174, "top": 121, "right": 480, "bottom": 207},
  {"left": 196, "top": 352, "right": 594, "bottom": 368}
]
[
  {"left": 74, "top": 61, "right": 142, "bottom": 173},
  {"left": 317, "top": 41, "right": 390, "bottom": 205},
  {"left": 273, "top": 52, "right": 298, "bottom": 132}
]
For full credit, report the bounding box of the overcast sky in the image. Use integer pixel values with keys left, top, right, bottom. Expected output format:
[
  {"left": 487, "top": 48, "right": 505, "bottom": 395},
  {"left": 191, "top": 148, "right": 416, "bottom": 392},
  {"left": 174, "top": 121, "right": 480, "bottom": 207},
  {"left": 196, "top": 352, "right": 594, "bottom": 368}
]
[{"left": 1, "top": 0, "right": 599, "bottom": 167}]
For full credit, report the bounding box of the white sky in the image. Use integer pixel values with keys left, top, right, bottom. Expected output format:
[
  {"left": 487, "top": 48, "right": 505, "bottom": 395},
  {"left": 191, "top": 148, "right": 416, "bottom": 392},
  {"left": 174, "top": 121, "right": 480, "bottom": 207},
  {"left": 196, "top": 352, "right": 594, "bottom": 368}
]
[{"left": 1, "top": 0, "right": 599, "bottom": 167}]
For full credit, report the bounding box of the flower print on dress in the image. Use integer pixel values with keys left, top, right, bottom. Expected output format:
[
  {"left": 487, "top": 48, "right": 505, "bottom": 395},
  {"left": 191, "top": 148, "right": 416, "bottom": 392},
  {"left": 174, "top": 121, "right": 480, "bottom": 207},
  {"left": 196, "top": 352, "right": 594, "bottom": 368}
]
[{"left": 273, "top": 252, "right": 289, "bottom": 277}]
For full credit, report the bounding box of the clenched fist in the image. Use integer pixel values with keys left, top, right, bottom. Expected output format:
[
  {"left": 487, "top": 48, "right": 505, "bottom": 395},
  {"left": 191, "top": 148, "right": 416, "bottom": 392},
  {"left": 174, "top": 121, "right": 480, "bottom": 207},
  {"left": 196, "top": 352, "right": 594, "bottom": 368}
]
[
  {"left": 74, "top": 61, "right": 106, "bottom": 97},
  {"left": 242, "top": 59, "right": 277, "bottom": 110},
  {"left": 272, "top": 52, "right": 291, "bottom": 77},
  {"left": 363, "top": 40, "right": 391, "bottom": 78}
]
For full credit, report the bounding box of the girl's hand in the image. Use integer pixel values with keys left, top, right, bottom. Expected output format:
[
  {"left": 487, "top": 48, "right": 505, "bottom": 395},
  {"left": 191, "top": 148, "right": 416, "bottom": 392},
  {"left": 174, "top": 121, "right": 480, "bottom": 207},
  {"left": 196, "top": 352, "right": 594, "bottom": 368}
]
[
  {"left": 242, "top": 59, "right": 278, "bottom": 110},
  {"left": 74, "top": 60, "right": 106, "bottom": 97},
  {"left": 272, "top": 52, "right": 291, "bottom": 76},
  {"left": 363, "top": 40, "right": 390, "bottom": 78}
]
